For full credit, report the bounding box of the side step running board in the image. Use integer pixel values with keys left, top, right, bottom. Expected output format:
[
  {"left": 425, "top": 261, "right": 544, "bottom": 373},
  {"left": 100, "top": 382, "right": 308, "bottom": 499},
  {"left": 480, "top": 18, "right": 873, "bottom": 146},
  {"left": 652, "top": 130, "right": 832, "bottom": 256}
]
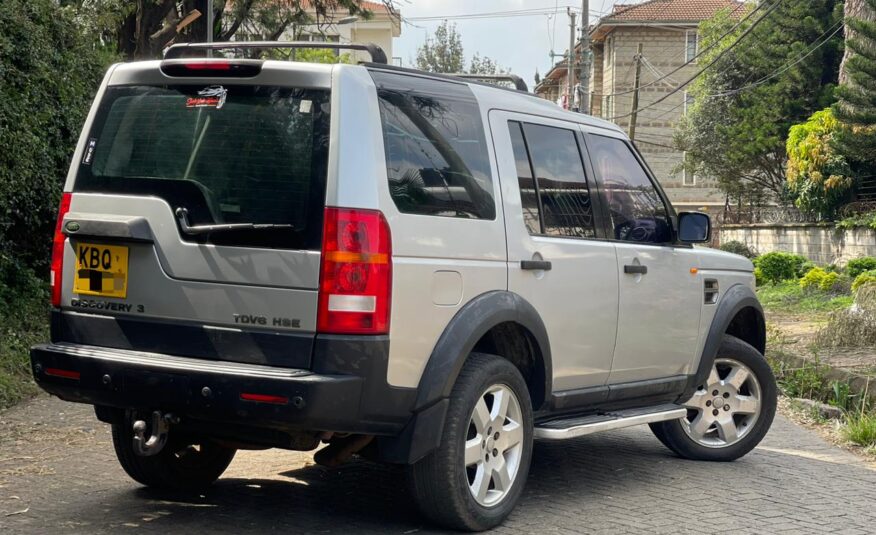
[{"left": 534, "top": 405, "right": 686, "bottom": 441}]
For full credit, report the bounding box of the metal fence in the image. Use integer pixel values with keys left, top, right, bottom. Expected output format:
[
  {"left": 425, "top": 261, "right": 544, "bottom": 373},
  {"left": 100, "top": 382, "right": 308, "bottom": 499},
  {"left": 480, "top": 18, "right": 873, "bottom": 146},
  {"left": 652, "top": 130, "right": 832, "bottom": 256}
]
[{"left": 718, "top": 205, "right": 818, "bottom": 226}]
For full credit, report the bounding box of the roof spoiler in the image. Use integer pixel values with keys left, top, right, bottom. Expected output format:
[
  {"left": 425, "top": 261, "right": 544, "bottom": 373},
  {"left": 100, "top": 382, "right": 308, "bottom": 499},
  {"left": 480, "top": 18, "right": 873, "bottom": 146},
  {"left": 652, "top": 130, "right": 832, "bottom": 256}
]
[
  {"left": 449, "top": 74, "right": 528, "bottom": 92},
  {"left": 164, "top": 41, "right": 389, "bottom": 64}
]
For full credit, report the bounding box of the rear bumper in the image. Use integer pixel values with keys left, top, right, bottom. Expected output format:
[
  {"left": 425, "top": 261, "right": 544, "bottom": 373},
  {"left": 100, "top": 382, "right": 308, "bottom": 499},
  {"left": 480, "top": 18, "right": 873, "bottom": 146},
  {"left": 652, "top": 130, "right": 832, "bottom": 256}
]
[{"left": 31, "top": 339, "right": 415, "bottom": 436}]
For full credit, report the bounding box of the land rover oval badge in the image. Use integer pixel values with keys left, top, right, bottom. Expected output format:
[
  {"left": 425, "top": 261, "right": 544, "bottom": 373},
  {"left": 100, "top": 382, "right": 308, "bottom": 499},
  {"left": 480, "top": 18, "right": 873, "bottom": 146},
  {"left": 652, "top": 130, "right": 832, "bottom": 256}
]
[{"left": 65, "top": 221, "right": 80, "bottom": 233}]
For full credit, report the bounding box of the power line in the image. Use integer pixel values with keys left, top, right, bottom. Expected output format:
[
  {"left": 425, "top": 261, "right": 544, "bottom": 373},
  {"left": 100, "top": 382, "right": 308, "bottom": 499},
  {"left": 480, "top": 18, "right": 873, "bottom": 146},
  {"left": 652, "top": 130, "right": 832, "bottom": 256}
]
[
  {"left": 608, "top": 0, "right": 785, "bottom": 121},
  {"left": 404, "top": 6, "right": 610, "bottom": 22},
  {"left": 608, "top": 12, "right": 845, "bottom": 125},
  {"left": 595, "top": 1, "right": 767, "bottom": 99},
  {"left": 707, "top": 19, "right": 844, "bottom": 99}
]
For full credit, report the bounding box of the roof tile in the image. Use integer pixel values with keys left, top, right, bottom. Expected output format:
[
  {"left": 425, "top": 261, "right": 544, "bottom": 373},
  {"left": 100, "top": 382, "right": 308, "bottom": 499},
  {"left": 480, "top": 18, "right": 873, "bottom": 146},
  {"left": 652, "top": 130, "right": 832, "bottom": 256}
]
[{"left": 605, "top": 0, "right": 744, "bottom": 22}]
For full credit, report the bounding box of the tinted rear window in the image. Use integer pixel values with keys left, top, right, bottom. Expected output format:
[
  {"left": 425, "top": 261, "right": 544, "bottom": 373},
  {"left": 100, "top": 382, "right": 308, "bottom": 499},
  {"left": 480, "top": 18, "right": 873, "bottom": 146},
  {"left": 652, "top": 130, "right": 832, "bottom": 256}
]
[
  {"left": 75, "top": 85, "right": 331, "bottom": 250},
  {"left": 371, "top": 71, "right": 496, "bottom": 220}
]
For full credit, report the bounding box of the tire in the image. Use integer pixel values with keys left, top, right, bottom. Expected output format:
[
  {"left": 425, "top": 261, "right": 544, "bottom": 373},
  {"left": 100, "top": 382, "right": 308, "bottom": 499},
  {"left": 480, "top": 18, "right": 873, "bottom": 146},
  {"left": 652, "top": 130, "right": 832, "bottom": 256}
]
[
  {"left": 111, "top": 410, "right": 236, "bottom": 490},
  {"left": 650, "top": 335, "right": 777, "bottom": 462},
  {"left": 409, "top": 353, "right": 534, "bottom": 532}
]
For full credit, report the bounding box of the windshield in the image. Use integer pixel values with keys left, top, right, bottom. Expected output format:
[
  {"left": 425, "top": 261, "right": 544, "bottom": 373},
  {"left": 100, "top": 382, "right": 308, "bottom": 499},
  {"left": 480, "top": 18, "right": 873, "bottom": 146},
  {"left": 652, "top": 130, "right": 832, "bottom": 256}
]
[{"left": 74, "top": 84, "right": 331, "bottom": 250}]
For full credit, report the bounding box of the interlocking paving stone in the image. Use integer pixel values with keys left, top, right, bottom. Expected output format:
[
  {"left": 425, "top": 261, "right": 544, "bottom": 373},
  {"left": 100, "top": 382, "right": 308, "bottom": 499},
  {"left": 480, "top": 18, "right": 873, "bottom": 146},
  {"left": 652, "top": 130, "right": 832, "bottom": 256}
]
[{"left": 1, "top": 395, "right": 875, "bottom": 534}]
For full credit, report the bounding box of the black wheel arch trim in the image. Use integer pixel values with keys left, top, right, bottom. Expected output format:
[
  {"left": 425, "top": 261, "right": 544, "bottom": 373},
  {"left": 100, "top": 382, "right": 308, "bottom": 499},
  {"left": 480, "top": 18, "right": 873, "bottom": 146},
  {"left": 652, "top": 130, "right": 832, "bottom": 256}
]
[
  {"left": 681, "top": 283, "right": 765, "bottom": 400},
  {"left": 414, "top": 290, "right": 553, "bottom": 412}
]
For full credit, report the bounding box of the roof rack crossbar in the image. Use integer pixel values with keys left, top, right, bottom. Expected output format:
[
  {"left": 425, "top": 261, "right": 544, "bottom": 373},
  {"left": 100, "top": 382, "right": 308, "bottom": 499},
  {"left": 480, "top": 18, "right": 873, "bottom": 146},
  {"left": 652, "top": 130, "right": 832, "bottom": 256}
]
[
  {"left": 448, "top": 74, "right": 528, "bottom": 92},
  {"left": 164, "top": 41, "right": 388, "bottom": 64}
]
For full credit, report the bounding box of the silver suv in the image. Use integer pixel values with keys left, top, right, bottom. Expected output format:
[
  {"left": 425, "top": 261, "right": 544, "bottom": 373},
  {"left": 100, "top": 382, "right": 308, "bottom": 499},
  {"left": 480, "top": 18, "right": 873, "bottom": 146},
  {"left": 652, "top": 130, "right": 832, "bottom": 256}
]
[{"left": 31, "top": 42, "right": 776, "bottom": 531}]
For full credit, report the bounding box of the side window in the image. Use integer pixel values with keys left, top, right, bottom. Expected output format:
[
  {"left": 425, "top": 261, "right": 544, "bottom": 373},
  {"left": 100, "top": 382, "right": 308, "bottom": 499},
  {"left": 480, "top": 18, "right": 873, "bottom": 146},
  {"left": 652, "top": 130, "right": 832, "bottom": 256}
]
[
  {"left": 508, "top": 121, "right": 596, "bottom": 239},
  {"left": 587, "top": 134, "right": 672, "bottom": 244},
  {"left": 371, "top": 71, "right": 496, "bottom": 220},
  {"left": 509, "top": 122, "right": 541, "bottom": 234}
]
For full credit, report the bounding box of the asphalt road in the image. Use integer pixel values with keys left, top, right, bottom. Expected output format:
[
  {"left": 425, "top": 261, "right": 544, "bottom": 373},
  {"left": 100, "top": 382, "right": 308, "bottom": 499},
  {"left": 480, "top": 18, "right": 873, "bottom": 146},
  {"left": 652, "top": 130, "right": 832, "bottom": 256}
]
[{"left": 2, "top": 395, "right": 875, "bottom": 534}]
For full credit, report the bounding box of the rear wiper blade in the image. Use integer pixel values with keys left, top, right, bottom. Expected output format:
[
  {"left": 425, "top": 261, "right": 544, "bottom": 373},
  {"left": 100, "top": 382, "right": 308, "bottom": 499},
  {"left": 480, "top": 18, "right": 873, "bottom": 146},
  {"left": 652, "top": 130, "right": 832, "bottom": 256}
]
[{"left": 175, "top": 207, "right": 294, "bottom": 236}]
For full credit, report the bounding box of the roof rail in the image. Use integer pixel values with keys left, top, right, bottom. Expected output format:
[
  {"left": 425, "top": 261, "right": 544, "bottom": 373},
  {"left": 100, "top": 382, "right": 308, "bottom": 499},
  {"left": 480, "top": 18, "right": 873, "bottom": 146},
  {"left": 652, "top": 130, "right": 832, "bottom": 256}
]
[
  {"left": 164, "top": 41, "right": 389, "bottom": 64},
  {"left": 448, "top": 74, "right": 529, "bottom": 92}
]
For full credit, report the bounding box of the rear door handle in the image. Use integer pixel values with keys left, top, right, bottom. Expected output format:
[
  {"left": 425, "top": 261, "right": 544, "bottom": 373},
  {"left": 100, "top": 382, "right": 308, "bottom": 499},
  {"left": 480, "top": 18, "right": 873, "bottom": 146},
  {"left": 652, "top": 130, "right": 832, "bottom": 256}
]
[
  {"left": 624, "top": 264, "right": 648, "bottom": 275},
  {"left": 520, "top": 260, "right": 552, "bottom": 271}
]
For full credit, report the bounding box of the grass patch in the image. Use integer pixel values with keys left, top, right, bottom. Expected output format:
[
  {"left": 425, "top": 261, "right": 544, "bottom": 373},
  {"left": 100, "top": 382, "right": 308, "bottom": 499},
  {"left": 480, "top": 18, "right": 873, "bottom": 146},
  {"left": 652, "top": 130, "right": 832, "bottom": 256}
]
[
  {"left": 0, "top": 256, "right": 49, "bottom": 409},
  {"left": 842, "top": 412, "right": 876, "bottom": 449},
  {"left": 814, "top": 285, "right": 876, "bottom": 349},
  {"left": 757, "top": 281, "right": 853, "bottom": 317}
]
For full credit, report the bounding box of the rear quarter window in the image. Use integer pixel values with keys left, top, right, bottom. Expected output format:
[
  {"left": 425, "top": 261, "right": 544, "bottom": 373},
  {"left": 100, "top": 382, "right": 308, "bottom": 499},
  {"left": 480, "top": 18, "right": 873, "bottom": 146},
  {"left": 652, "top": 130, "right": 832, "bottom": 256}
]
[{"left": 370, "top": 71, "right": 496, "bottom": 220}]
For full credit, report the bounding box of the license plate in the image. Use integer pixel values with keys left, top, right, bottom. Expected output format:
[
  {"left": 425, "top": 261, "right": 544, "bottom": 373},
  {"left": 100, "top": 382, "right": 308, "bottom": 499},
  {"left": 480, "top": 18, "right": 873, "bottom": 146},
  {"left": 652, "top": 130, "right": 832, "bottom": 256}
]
[{"left": 73, "top": 242, "right": 129, "bottom": 299}]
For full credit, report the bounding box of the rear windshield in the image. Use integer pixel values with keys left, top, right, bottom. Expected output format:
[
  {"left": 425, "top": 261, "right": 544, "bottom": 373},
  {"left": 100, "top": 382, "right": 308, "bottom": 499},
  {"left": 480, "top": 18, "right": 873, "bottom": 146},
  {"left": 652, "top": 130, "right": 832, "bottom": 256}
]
[{"left": 75, "top": 84, "right": 331, "bottom": 250}]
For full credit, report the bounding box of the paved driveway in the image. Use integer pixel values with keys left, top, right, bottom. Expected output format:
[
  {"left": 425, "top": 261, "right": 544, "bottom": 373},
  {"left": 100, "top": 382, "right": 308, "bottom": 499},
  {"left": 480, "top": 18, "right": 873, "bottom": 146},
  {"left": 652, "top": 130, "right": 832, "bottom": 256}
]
[{"left": 2, "top": 395, "right": 875, "bottom": 534}]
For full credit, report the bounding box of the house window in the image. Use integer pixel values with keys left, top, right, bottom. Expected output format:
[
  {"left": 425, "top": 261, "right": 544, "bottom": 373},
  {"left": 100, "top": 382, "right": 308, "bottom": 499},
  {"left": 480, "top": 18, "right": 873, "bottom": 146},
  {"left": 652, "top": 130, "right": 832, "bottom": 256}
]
[
  {"left": 684, "top": 92, "right": 694, "bottom": 114},
  {"left": 682, "top": 151, "right": 697, "bottom": 186},
  {"left": 686, "top": 31, "right": 698, "bottom": 62},
  {"left": 606, "top": 37, "right": 613, "bottom": 67}
]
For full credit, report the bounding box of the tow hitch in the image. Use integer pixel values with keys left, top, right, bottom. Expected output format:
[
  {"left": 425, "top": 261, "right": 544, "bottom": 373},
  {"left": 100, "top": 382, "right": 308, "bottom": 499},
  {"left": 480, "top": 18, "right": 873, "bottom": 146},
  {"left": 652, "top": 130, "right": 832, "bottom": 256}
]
[{"left": 132, "top": 411, "right": 179, "bottom": 457}]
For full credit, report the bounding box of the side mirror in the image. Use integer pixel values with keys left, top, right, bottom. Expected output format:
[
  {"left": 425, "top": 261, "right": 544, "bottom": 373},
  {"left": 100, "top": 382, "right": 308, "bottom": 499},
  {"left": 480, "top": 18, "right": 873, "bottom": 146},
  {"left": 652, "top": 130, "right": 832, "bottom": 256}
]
[{"left": 677, "top": 212, "right": 711, "bottom": 243}]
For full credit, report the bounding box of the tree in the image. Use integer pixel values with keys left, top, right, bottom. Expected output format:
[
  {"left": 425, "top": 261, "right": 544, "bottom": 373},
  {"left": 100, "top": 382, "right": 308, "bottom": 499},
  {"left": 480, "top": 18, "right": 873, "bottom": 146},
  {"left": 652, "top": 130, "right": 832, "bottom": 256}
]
[
  {"left": 0, "top": 0, "right": 108, "bottom": 269},
  {"left": 786, "top": 109, "right": 854, "bottom": 219},
  {"left": 674, "top": 0, "right": 844, "bottom": 203},
  {"left": 415, "top": 21, "right": 507, "bottom": 75},
  {"left": 416, "top": 21, "right": 464, "bottom": 73},
  {"left": 469, "top": 53, "right": 504, "bottom": 75},
  {"left": 64, "top": 0, "right": 396, "bottom": 60},
  {"left": 833, "top": 0, "right": 876, "bottom": 169}
]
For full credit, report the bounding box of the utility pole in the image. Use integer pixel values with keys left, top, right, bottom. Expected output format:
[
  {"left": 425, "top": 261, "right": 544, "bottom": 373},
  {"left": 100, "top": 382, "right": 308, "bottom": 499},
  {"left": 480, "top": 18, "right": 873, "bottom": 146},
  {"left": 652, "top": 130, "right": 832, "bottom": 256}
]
[
  {"left": 206, "top": 0, "right": 214, "bottom": 42},
  {"left": 566, "top": 8, "right": 577, "bottom": 111},
  {"left": 206, "top": 0, "right": 214, "bottom": 58},
  {"left": 579, "top": 0, "right": 591, "bottom": 114},
  {"left": 628, "top": 43, "right": 644, "bottom": 141}
]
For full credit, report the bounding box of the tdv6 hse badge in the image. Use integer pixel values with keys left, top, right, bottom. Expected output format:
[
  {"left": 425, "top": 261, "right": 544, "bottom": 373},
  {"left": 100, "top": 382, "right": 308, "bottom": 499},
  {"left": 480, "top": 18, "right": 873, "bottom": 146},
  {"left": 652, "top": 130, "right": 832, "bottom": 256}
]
[{"left": 233, "top": 314, "right": 300, "bottom": 328}]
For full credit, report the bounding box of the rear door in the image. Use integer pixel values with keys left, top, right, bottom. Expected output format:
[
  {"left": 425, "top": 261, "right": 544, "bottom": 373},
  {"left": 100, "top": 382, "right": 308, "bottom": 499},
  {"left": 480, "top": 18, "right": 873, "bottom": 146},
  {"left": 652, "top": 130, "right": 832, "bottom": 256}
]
[
  {"left": 584, "top": 133, "right": 703, "bottom": 385},
  {"left": 59, "top": 64, "right": 333, "bottom": 367},
  {"left": 490, "top": 111, "right": 619, "bottom": 403}
]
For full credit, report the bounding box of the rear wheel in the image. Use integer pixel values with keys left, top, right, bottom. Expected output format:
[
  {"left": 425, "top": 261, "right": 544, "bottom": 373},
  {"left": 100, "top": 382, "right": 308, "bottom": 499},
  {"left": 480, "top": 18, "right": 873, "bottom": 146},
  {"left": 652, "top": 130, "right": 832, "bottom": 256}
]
[
  {"left": 650, "top": 335, "right": 777, "bottom": 462},
  {"left": 409, "top": 353, "right": 533, "bottom": 531},
  {"left": 111, "top": 410, "right": 236, "bottom": 490}
]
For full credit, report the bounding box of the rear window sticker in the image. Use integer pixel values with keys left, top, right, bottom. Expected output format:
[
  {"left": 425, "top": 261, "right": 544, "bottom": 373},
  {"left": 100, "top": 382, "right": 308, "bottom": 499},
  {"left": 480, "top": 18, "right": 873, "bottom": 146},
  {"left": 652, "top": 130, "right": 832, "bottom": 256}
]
[
  {"left": 186, "top": 85, "right": 228, "bottom": 109},
  {"left": 81, "top": 138, "right": 97, "bottom": 165},
  {"left": 300, "top": 99, "right": 313, "bottom": 114}
]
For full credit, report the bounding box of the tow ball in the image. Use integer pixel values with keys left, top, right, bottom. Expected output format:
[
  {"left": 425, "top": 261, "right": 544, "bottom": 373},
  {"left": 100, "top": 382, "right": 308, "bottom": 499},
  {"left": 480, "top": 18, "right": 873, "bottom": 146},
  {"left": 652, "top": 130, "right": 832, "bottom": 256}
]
[{"left": 132, "top": 411, "right": 179, "bottom": 457}]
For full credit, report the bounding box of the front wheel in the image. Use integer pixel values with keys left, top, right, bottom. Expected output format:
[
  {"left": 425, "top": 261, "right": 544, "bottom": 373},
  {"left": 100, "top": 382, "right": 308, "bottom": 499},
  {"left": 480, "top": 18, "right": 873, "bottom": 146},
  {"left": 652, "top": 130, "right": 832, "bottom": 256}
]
[
  {"left": 111, "top": 410, "right": 237, "bottom": 490},
  {"left": 409, "top": 353, "right": 533, "bottom": 531},
  {"left": 651, "top": 335, "right": 777, "bottom": 462}
]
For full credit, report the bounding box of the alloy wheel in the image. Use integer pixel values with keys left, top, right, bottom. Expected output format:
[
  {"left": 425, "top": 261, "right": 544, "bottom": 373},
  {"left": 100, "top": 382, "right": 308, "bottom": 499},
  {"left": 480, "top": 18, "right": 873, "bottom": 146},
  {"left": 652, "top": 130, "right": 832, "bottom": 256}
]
[
  {"left": 464, "top": 384, "right": 525, "bottom": 507},
  {"left": 681, "top": 358, "right": 762, "bottom": 448}
]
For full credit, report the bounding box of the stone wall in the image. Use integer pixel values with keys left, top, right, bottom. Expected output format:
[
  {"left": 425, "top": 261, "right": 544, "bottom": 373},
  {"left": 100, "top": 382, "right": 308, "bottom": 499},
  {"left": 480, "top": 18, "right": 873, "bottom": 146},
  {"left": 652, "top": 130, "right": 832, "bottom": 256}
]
[{"left": 721, "top": 224, "right": 876, "bottom": 265}]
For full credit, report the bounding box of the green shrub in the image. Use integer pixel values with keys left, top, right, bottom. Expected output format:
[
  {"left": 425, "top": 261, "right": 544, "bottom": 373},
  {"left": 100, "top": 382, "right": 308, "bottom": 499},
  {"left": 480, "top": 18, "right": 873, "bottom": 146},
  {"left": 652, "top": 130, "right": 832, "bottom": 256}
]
[
  {"left": 719, "top": 240, "right": 757, "bottom": 259},
  {"left": 0, "top": 254, "right": 48, "bottom": 408},
  {"left": 0, "top": 0, "right": 109, "bottom": 271},
  {"left": 836, "top": 211, "right": 876, "bottom": 231},
  {"left": 818, "top": 271, "right": 846, "bottom": 293},
  {"left": 852, "top": 270, "right": 876, "bottom": 293},
  {"left": 754, "top": 252, "right": 808, "bottom": 284},
  {"left": 800, "top": 267, "right": 828, "bottom": 291},
  {"left": 798, "top": 260, "right": 818, "bottom": 277},
  {"left": 754, "top": 267, "right": 765, "bottom": 287},
  {"left": 847, "top": 257, "right": 876, "bottom": 279}
]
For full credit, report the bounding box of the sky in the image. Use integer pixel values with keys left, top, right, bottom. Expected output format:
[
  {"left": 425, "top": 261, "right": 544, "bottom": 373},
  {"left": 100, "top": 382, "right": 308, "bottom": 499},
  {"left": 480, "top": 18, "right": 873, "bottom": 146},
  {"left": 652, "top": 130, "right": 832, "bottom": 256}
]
[{"left": 392, "top": 0, "right": 633, "bottom": 86}]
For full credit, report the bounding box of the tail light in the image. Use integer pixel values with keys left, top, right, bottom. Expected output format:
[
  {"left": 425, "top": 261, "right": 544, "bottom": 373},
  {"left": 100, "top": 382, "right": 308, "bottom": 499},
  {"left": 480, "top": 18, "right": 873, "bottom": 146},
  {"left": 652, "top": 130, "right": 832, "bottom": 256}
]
[
  {"left": 50, "top": 193, "right": 72, "bottom": 307},
  {"left": 159, "top": 60, "right": 263, "bottom": 77},
  {"left": 317, "top": 207, "right": 392, "bottom": 335}
]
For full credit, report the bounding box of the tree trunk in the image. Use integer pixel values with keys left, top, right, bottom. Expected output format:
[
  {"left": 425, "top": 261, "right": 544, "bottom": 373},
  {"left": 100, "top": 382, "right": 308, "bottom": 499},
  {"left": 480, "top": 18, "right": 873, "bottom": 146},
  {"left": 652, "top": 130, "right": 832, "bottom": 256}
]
[{"left": 839, "top": 0, "right": 876, "bottom": 85}]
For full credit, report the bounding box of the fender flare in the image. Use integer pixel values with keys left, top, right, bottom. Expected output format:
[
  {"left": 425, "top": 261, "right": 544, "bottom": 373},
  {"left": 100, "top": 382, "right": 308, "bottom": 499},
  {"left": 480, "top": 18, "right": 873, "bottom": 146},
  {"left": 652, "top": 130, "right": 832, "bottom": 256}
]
[
  {"left": 681, "top": 283, "right": 765, "bottom": 399},
  {"left": 414, "top": 290, "right": 553, "bottom": 412}
]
